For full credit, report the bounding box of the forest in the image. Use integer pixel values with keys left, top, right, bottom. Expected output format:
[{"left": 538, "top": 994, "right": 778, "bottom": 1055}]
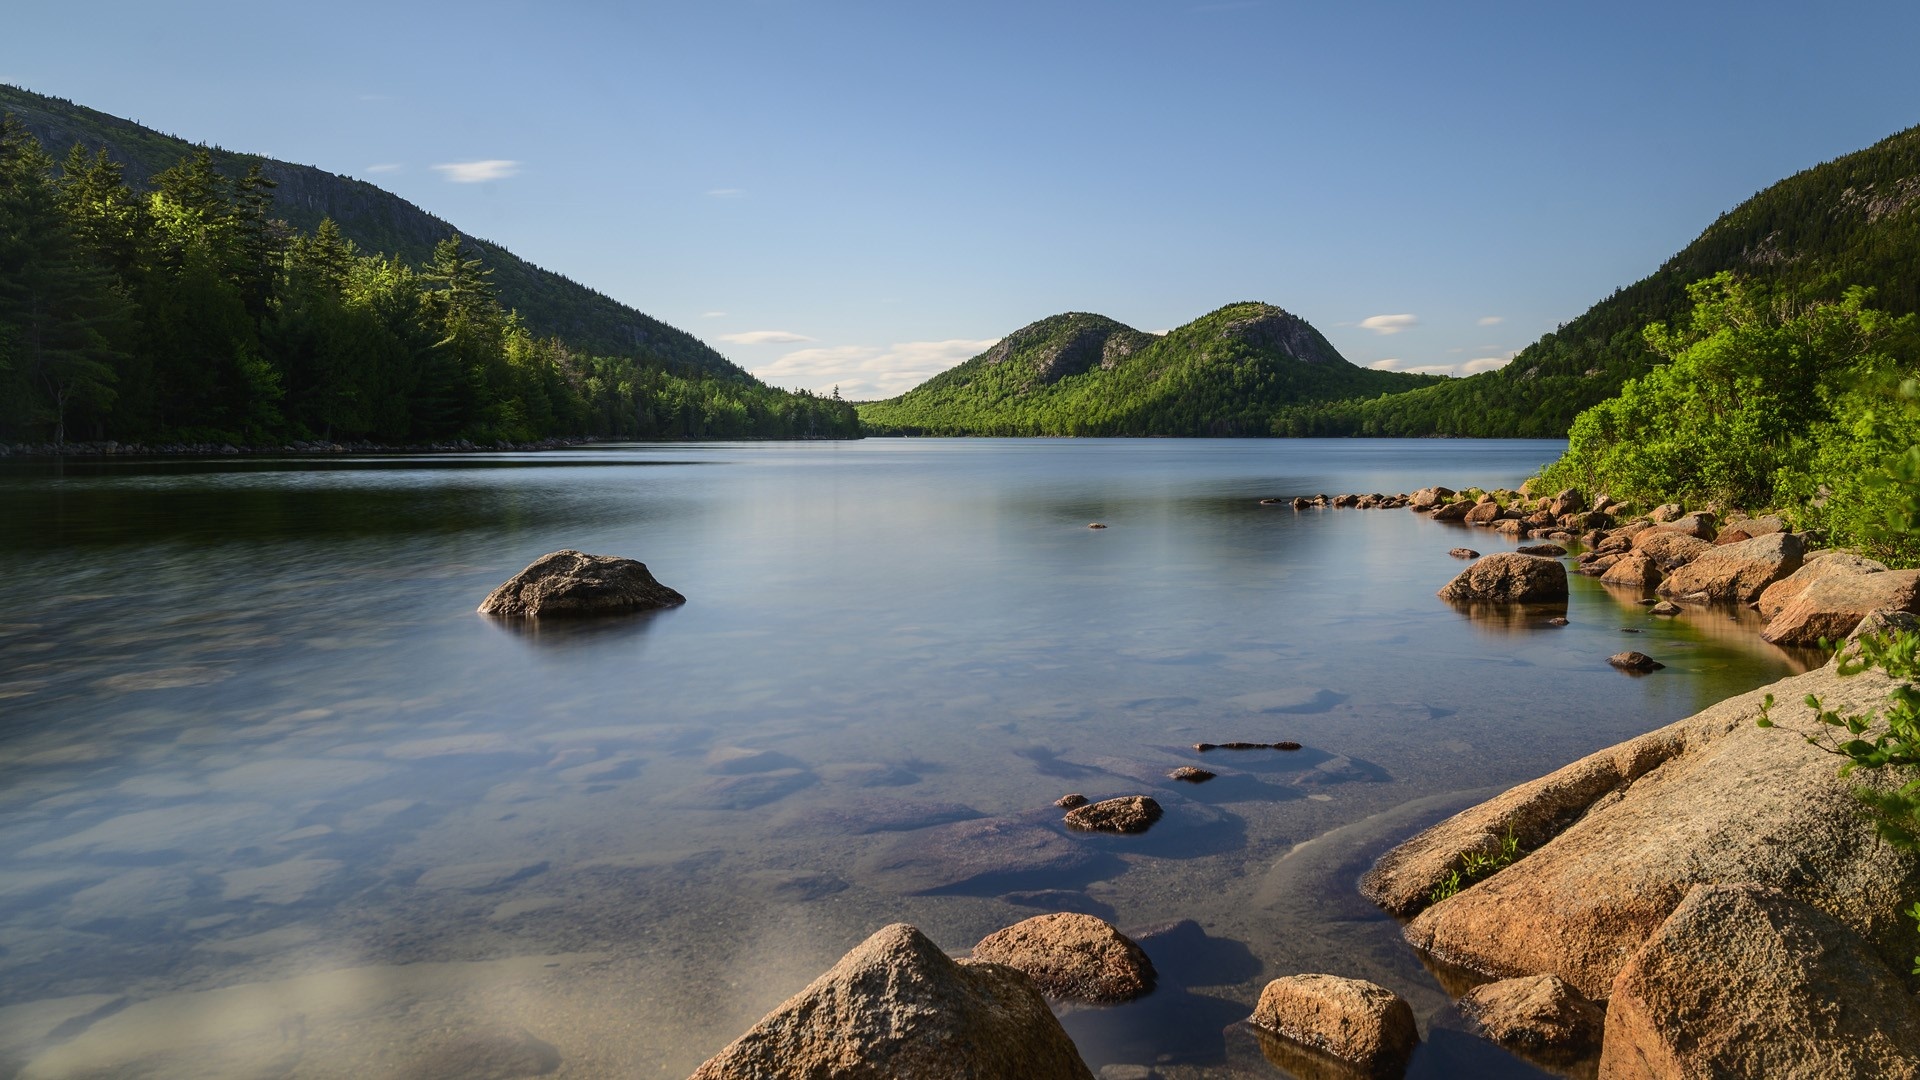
[{"left": 0, "top": 118, "right": 860, "bottom": 446}]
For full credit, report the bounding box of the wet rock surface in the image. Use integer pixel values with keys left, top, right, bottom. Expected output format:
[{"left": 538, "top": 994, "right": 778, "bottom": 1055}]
[
  {"left": 1063, "top": 796, "right": 1163, "bottom": 835},
  {"left": 477, "top": 550, "right": 685, "bottom": 618}
]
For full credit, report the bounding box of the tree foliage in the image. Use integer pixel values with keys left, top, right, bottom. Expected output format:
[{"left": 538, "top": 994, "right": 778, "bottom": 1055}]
[{"left": 0, "top": 120, "right": 858, "bottom": 445}]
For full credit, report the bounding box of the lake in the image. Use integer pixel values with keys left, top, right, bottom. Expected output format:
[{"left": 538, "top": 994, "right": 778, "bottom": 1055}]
[{"left": 0, "top": 439, "right": 1816, "bottom": 1078}]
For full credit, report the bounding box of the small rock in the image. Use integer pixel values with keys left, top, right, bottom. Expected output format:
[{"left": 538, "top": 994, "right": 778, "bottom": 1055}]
[
  {"left": 1168, "top": 766, "right": 1215, "bottom": 783},
  {"left": 1248, "top": 974, "right": 1418, "bottom": 1077},
  {"left": 1650, "top": 601, "right": 1681, "bottom": 616},
  {"left": 1547, "top": 617, "right": 1569, "bottom": 626},
  {"left": 972, "top": 912, "right": 1156, "bottom": 1004},
  {"left": 1088, "top": 523, "right": 1107, "bottom": 529},
  {"left": 1064, "top": 796, "right": 1163, "bottom": 834},
  {"left": 1516, "top": 543, "right": 1566, "bottom": 557},
  {"left": 1457, "top": 974, "right": 1603, "bottom": 1058},
  {"left": 1055, "top": 793, "right": 1089, "bottom": 809},
  {"left": 1608, "top": 651, "right": 1664, "bottom": 672},
  {"left": 1448, "top": 548, "right": 1481, "bottom": 559},
  {"left": 477, "top": 549, "right": 684, "bottom": 617}
]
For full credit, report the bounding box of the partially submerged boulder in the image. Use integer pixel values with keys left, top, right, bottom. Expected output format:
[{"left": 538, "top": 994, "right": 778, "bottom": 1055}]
[
  {"left": 1599, "top": 885, "right": 1920, "bottom": 1080},
  {"left": 1598, "top": 553, "right": 1662, "bottom": 589},
  {"left": 688, "top": 923, "right": 1094, "bottom": 1079},
  {"left": 1607, "top": 651, "right": 1664, "bottom": 672},
  {"left": 970, "top": 913, "right": 1155, "bottom": 1004},
  {"left": 478, "top": 550, "right": 684, "bottom": 617},
  {"left": 1656, "top": 532, "right": 1802, "bottom": 604},
  {"left": 1064, "top": 796, "right": 1162, "bottom": 834},
  {"left": 1437, "top": 552, "right": 1568, "bottom": 604},
  {"left": 1248, "top": 974, "right": 1417, "bottom": 1078},
  {"left": 1456, "top": 974, "right": 1602, "bottom": 1061},
  {"left": 1761, "top": 568, "right": 1920, "bottom": 646},
  {"left": 1630, "top": 531, "right": 1714, "bottom": 570},
  {"left": 1364, "top": 663, "right": 1920, "bottom": 1000}
]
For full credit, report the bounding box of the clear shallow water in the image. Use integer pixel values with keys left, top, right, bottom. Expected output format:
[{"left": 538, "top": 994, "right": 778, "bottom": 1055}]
[{"left": 0, "top": 439, "right": 1817, "bottom": 1078}]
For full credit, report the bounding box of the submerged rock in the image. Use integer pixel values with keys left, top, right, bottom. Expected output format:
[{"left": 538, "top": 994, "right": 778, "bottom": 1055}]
[
  {"left": 859, "top": 817, "right": 1097, "bottom": 894},
  {"left": 971, "top": 913, "right": 1156, "bottom": 1004},
  {"left": 477, "top": 550, "right": 684, "bottom": 617},
  {"left": 1064, "top": 796, "right": 1162, "bottom": 835},
  {"left": 1448, "top": 548, "right": 1480, "bottom": 560},
  {"left": 1168, "top": 766, "right": 1215, "bottom": 783},
  {"left": 688, "top": 923, "right": 1095, "bottom": 1080},
  {"left": 1437, "top": 552, "right": 1568, "bottom": 603},
  {"left": 1248, "top": 974, "right": 1417, "bottom": 1077},
  {"left": 1600, "top": 884, "right": 1920, "bottom": 1079},
  {"left": 1608, "top": 651, "right": 1664, "bottom": 672}
]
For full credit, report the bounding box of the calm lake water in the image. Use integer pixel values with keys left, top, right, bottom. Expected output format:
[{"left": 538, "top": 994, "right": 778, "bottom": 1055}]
[{"left": 0, "top": 439, "right": 1816, "bottom": 1078}]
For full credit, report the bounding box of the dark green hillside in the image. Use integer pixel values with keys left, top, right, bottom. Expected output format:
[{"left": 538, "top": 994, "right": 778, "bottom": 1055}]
[
  {"left": 1274, "top": 122, "right": 1920, "bottom": 437},
  {"left": 859, "top": 303, "right": 1442, "bottom": 436},
  {"left": 0, "top": 83, "right": 739, "bottom": 378}
]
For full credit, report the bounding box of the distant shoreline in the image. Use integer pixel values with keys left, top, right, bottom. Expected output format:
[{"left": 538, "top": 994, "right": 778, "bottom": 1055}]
[{"left": 0, "top": 434, "right": 864, "bottom": 460}]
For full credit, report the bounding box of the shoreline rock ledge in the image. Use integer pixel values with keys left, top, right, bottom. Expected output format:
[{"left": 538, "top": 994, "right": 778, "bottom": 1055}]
[
  {"left": 688, "top": 922, "right": 1093, "bottom": 1079},
  {"left": 477, "top": 550, "right": 685, "bottom": 617},
  {"left": 1359, "top": 642, "right": 1920, "bottom": 1076}
]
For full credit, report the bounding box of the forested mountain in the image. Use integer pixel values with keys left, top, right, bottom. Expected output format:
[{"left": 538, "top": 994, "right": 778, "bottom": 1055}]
[
  {"left": 858, "top": 303, "right": 1442, "bottom": 436},
  {"left": 0, "top": 88, "right": 859, "bottom": 445},
  {"left": 1273, "top": 122, "right": 1920, "bottom": 437},
  {"left": 0, "top": 83, "right": 738, "bottom": 379}
]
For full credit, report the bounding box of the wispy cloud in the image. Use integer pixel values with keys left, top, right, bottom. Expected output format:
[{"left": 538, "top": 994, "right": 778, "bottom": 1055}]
[
  {"left": 700, "top": 311, "right": 727, "bottom": 319},
  {"left": 365, "top": 163, "right": 402, "bottom": 174},
  {"left": 752, "top": 338, "right": 999, "bottom": 400},
  {"left": 1459, "top": 354, "right": 1516, "bottom": 374},
  {"left": 1477, "top": 315, "right": 1505, "bottom": 326},
  {"left": 432, "top": 159, "right": 520, "bottom": 183},
  {"left": 1359, "top": 313, "right": 1419, "bottom": 335},
  {"left": 1367, "top": 350, "right": 1517, "bottom": 378},
  {"left": 706, "top": 187, "right": 745, "bottom": 198},
  {"left": 718, "top": 330, "right": 814, "bottom": 345}
]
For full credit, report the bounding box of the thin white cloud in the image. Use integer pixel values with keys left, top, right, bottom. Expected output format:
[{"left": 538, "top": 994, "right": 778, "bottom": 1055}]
[
  {"left": 700, "top": 311, "right": 727, "bottom": 319},
  {"left": 1366, "top": 359, "right": 1402, "bottom": 370},
  {"left": 706, "top": 187, "right": 745, "bottom": 198},
  {"left": 1359, "top": 313, "right": 1419, "bottom": 335},
  {"left": 365, "top": 163, "right": 402, "bottom": 174},
  {"left": 1459, "top": 354, "right": 1516, "bottom": 374},
  {"left": 432, "top": 160, "right": 520, "bottom": 183},
  {"left": 718, "top": 330, "right": 814, "bottom": 346},
  {"left": 752, "top": 338, "right": 1000, "bottom": 399},
  {"left": 1366, "top": 349, "right": 1517, "bottom": 377},
  {"left": 1477, "top": 315, "right": 1504, "bottom": 326}
]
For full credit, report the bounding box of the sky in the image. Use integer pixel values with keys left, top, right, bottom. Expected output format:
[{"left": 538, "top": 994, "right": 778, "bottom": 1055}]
[{"left": 7, "top": 1, "right": 1920, "bottom": 399}]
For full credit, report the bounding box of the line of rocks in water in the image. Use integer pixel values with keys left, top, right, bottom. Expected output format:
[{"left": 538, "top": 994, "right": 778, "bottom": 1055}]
[{"left": 0, "top": 436, "right": 602, "bottom": 458}]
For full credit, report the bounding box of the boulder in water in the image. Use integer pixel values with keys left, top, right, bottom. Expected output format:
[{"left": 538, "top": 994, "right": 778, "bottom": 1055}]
[{"left": 478, "top": 550, "right": 684, "bottom": 617}]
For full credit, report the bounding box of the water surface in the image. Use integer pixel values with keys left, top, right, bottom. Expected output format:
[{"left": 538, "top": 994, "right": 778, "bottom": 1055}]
[{"left": 0, "top": 439, "right": 1816, "bottom": 1077}]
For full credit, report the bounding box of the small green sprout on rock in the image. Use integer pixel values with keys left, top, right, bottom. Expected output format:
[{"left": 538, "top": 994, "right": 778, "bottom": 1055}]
[{"left": 1428, "top": 826, "right": 1522, "bottom": 905}]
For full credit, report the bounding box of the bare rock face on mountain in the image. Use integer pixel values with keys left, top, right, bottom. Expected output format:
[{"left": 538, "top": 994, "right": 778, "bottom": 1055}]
[
  {"left": 1656, "top": 532, "right": 1802, "bottom": 604},
  {"left": 1437, "top": 552, "right": 1568, "bottom": 603},
  {"left": 1219, "top": 306, "right": 1345, "bottom": 364},
  {"left": 1599, "top": 885, "right": 1920, "bottom": 1080},
  {"left": 687, "top": 923, "right": 1094, "bottom": 1080},
  {"left": 970, "top": 913, "right": 1155, "bottom": 1004},
  {"left": 1248, "top": 974, "right": 1418, "bottom": 1077},
  {"left": 980, "top": 315, "right": 1154, "bottom": 383},
  {"left": 478, "top": 550, "right": 685, "bottom": 617},
  {"left": 1762, "top": 569, "right": 1920, "bottom": 646},
  {"left": 1363, "top": 662, "right": 1920, "bottom": 1001}
]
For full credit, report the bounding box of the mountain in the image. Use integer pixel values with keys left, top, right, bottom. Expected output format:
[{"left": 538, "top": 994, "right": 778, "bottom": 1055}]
[
  {"left": 858, "top": 302, "right": 1442, "bottom": 436},
  {"left": 0, "top": 83, "right": 741, "bottom": 379},
  {"left": 1272, "top": 123, "right": 1920, "bottom": 437}
]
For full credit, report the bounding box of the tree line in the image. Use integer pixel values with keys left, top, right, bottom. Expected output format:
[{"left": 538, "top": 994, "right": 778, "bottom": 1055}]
[{"left": 0, "top": 118, "right": 859, "bottom": 446}]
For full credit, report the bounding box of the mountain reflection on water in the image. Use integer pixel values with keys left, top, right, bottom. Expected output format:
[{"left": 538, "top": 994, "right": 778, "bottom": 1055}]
[{"left": 0, "top": 440, "right": 1816, "bottom": 1077}]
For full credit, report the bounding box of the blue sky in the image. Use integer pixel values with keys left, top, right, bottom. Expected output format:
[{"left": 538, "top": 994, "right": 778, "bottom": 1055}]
[{"left": 7, "top": 1, "right": 1920, "bottom": 398}]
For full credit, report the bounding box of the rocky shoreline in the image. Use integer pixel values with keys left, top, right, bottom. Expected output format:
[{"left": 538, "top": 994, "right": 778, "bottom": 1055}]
[{"left": 681, "top": 483, "right": 1920, "bottom": 1078}]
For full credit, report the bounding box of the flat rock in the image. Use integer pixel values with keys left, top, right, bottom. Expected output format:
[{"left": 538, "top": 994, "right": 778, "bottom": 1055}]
[
  {"left": 1599, "top": 884, "right": 1920, "bottom": 1079},
  {"left": 1366, "top": 664, "right": 1920, "bottom": 1000},
  {"left": 688, "top": 923, "right": 1094, "bottom": 1079},
  {"left": 1064, "top": 796, "right": 1163, "bottom": 834},
  {"left": 1757, "top": 554, "right": 1887, "bottom": 621},
  {"left": 1437, "top": 552, "right": 1568, "bottom": 603},
  {"left": 1656, "top": 532, "right": 1802, "bottom": 604},
  {"left": 1248, "top": 973, "right": 1417, "bottom": 1077},
  {"left": 1447, "top": 548, "right": 1480, "bottom": 559},
  {"left": 1762, "top": 568, "right": 1920, "bottom": 646},
  {"left": 859, "top": 817, "right": 1097, "bottom": 894},
  {"left": 416, "top": 858, "right": 549, "bottom": 892},
  {"left": 477, "top": 549, "right": 684, "bottom": 617},
  {"left": 686, "top": 768, "right": 817, "bottom": 810},
  {"left": 1456, "top": 974, "right": 1602, "bottom": 1059},
  {"left": 220, "top": 858, "right": 344, "bottom": 905},
  {"left": 1515, "top": 543, "right": 1566, "bottom": 557},
  {"left": 971, "top": 913, "right": 1156, "bottom": 1004}
]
